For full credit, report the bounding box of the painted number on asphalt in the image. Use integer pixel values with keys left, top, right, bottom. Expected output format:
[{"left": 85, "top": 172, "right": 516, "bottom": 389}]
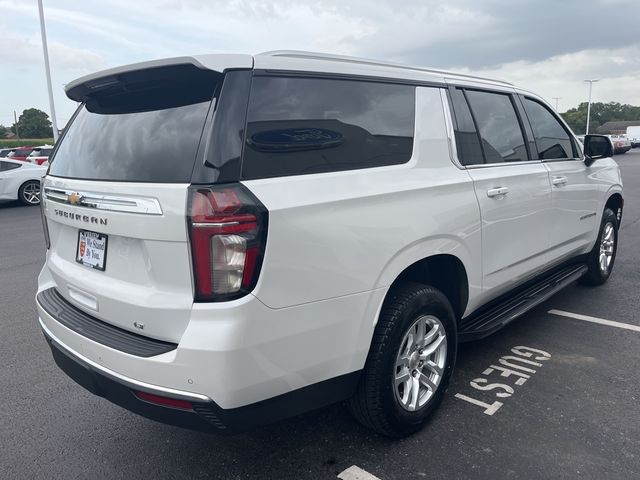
[{"left": 454, "top": 346, "right": 551, "bottom": 415}]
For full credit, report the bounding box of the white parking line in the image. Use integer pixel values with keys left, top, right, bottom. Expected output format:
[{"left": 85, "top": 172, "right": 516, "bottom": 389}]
[
  {"left": 548, "top": 309, "right": 640, "bottom": 333},
  {"left": 338, "top": 465, "right": 382, "bottom": 480}
]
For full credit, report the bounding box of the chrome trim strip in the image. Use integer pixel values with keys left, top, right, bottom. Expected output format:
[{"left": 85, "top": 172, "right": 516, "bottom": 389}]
[
  {"left": 466, "top": 159, "right": 543, "bottom": 169},
  {"left": 43, "top": 187, "right": 163, "bottom": 215},
  {"left": 38, "top": 317, "right": 210, "bottom": 402},
  {"left": 191, "top": 222, "right": 240, "bottom": 228}
]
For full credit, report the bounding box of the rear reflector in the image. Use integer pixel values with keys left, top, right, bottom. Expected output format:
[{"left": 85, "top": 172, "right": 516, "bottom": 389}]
[
  {"left": 134, "top": 391, "right": 193, "bottom": 411},
  {"left": 187, "top": 184, "right": 268, "bottom": 301}
]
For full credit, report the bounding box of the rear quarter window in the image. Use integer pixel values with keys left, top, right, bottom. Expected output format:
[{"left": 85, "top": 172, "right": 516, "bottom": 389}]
[
  {"left": 0, "top": 161, "right": 21, "bottom": 171},
  {"left": 241, "top": 76, "right": 415, "bottom": 179}
]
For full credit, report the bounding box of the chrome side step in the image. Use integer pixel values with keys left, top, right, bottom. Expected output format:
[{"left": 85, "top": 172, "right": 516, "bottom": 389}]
[{"left": 459, "top": 264, "right": 588, "bottom": 342}]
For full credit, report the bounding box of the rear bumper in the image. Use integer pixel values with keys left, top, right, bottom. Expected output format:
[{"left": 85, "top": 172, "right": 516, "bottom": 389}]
[
  {"left": 41, "top": 320, "right": 225, "bottom": 432},
  {"left": 41, "top": 318, "right": 361, "bottom": 433},
  {"left": 35, "top": 259, "right": 380, "bottom": 431}
]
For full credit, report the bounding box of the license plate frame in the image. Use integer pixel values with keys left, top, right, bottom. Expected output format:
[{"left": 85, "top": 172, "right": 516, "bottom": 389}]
[{"left": 76, "top": 230, "right": 108, "bottom": 271}]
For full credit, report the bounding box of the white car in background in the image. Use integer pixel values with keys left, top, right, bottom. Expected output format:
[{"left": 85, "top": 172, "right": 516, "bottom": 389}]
[
  {"left": 0, "top": 159, "right": 47, "bottom": 205},
  {"left": 608, "top": 135, "right": 631, "bottom": 154},
  {"left": 626, "top": 126, "right": 640, "bottom": 148}
]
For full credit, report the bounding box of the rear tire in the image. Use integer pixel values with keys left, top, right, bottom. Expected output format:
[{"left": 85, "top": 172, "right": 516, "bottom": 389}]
[
  {"left": 349, "top": 283, "right": 457, "bottom": 437},
  {"left": 18, "top": 180, "right": 41, "bottom": 206},
  {"left": 580, "top": 208, "right": 618, "bottom": 286}
]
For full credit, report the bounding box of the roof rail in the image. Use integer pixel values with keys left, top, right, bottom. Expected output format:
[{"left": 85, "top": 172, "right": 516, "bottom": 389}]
[{"left": 257, "top": 50, "right": 512, "bottom": 86}]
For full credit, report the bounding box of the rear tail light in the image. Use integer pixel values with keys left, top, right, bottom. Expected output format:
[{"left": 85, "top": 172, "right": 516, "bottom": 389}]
[{"left": 187, "top": 184, "right": 268, "bottom": 301}]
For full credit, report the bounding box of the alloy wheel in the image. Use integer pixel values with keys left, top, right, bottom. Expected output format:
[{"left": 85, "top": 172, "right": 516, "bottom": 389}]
[
  {"left": 599, "top": 222, "right": 615, "bottom": 274},
  {"left": 394, "top": 315, "right": 447, "bottom": 412},
  {"left": 22, "top": 182, "right": 41, "bottom": 205}
]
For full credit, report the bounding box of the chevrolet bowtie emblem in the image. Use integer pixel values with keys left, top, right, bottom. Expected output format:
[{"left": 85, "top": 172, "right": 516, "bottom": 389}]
[{"left": 67, "top": 192, "right": 83, "bottom": 205}]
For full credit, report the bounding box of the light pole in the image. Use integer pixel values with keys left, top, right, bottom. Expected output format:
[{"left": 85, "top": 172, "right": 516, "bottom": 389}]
[
  {"left": 37, "top": 0, "right": 59, "bottom": 142},
  {"left": 552, "top": 97, "right": 563, "bottom": 112},
  {"left": 584, "top": 79, "right": 599, "bottom": 135}
]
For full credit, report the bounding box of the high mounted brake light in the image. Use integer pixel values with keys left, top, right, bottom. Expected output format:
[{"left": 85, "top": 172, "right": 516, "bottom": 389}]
[{"left": 187, "top": 184, "right": 268, "bottom": 301}]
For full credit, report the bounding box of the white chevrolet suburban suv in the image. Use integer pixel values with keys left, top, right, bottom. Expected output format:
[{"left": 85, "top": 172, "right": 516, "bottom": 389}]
[{"left": 36, "top": 51, "right": 623, "bottom": 437}]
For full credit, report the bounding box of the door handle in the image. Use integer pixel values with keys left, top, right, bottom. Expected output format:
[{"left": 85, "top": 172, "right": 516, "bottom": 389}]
[
  {"left": 487, "top": 187, "right": 509, "bottom": 198},
  {"left": 552, "top": 176, "right": 568, "bottom": 186}
]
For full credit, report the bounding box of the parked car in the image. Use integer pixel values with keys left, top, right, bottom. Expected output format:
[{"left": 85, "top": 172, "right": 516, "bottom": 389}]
[
  {"left": 0, "top": 148, "right": 14, "bottom": 158},
  {"left": 36, "top": 51, "right": 623, "bottom": 438},
  {"left": 0, "top": 158, "right": 46, "bottom": 205},
  {"left": 7, "top": 146, "right": 35, "bottom": 162},
  {"left": 626, "top": 126, "right": 640, "bottom": 148},
  {"left": 27, "top": 145, "right": 54, "bottom": 165},
  {"left": 608, "top": 135, "right": 631, "bottom": 154}
]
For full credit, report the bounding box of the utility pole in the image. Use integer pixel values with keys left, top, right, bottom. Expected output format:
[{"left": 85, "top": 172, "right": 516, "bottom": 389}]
[
  {"left": 37, "top": 0, "right": 59, "bottom": 142},
  {"left": 13, "top": 110, "right": 20, "bottom": 139},
  {"left": 552, "top": 97, "right": 562, "bottom": 112},
  {"left": 584, "top": 79, "right": 599, "bottom": 135}
]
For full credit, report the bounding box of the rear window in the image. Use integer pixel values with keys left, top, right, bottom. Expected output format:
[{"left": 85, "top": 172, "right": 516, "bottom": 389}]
[
  {"left": 49, "top": 65, "right": 220, "bottom": 183},
  {"left": 242, "top": 76, "right": 415, "bottom": 179}
]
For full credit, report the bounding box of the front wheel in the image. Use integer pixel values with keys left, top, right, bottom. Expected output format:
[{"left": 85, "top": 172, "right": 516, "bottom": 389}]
[
  {"left": 580, "top": 208, "right": 618, "bottom": 286},
  {"left": 349, "top": 283, "right": 457, "bottom": 437}
]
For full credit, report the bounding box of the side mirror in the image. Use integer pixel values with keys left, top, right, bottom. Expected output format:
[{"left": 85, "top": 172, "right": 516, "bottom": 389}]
[{"left": 583, "top": 135, "right": 613, "bottom": 166}]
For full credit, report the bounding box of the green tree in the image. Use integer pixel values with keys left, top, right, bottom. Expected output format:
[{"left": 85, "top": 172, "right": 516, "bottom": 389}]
[
  {"left": 12, "top": 108, "right": 53, "bottom": 138},
  {"left": 0, "top": 124, "right": 7, "bottom": 136},
  {"left": 561, "top": 103, "right": 589, "bottom": 134},
  {"left": 561, "top": 102, "right": 640, "bottom": 134}
]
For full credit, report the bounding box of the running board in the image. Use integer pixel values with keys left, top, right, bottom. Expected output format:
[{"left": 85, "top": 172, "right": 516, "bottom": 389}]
[{"left": 458, "top": 264, "right": 588, "bottom": 342}]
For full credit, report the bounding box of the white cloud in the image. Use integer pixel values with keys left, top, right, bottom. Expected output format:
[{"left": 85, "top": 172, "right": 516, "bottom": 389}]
[
  {"left": 1, "top": 0, "right": 640, "bottom": 124},
  {"left": 0, "top": 28, "right": 105, "bottom": 71},
  {"left": 462, "top": 46, "right": 640, "bottom": 111}
]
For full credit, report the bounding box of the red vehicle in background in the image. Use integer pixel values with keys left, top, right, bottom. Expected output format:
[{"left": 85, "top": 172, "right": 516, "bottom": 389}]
[
  {"left": 7, "top": 146, "right": 35, "bottom": 162},
  {"left": 27, "top": 145, "right": 54, "bottom": 165}
]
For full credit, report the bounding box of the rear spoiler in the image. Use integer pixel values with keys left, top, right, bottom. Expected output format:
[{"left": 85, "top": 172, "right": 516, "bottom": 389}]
[{"left": 65, "top": 54, "right": 253, "bottom": 103}]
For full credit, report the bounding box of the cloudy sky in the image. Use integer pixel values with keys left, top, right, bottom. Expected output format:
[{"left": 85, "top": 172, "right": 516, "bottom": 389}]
[{"left": 2, "top": 0, "right": 640, "bottom": 130}]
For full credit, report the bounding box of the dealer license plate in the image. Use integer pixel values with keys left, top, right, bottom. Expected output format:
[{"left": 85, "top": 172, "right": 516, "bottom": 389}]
[{"left": 76, "top": 230, "right": 108, "bottom": 271}]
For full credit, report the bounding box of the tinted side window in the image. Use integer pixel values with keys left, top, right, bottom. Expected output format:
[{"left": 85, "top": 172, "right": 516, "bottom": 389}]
[
  {"left": 242, "top": 76, "right": 415, "bottom": 179},
  {"left": 449, "top": 88, "right": 483, "bottom": 165},
  {"left": 523, "top": 98, "right": 575, "bottom": 160},
  {"left": 465, "top": 90, "right": 528, "bottom": 163},
  {"left": 0, "top": 161, "right": 21, "bottom": 171}
]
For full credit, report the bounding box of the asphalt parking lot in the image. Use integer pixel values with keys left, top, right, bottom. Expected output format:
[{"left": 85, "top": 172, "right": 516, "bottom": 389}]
[{"left": 2, "top": 152, "right": 640, "bottom": 480}]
